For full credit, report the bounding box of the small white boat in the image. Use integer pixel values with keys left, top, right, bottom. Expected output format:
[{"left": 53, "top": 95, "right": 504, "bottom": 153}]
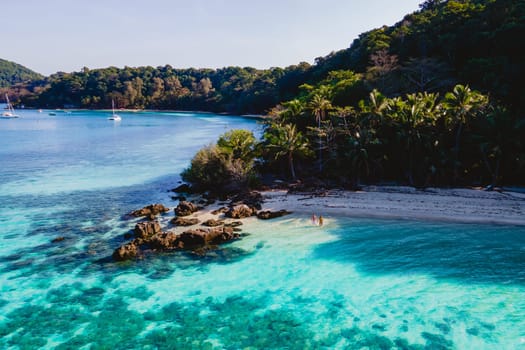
[
  {"left": 2, "top": 94, "right": 19, "bottom": 118},
  {"left": 108, "top": 100, "right": 121, "bottom": 121}
]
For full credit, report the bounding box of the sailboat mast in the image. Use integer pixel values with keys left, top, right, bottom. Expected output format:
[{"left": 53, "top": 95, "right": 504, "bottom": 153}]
[{"left": 5, "top": 94, "right": 13, "bottom": 113}]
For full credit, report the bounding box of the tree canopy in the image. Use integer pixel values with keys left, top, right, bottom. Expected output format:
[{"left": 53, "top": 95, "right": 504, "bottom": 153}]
[{"left": 0, "top": 58, "right": 43, "bottom": 89}]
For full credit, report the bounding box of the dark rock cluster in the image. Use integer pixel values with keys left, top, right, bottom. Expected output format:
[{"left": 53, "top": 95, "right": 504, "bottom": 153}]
[
  {"left": 114, "top": 190, "right": 292, "bottom": 262},
  {"left": 174, "top": 201, "right": 200, "bottom": 217},
  {"left": 129, "top": 204, "right": 170, "bottom": 220},
  {"left": 257, "top": 210, "right": 292, "bottom": 220},
  {"left": 113, "top": 221, "right": 239, "bottom": 261}
]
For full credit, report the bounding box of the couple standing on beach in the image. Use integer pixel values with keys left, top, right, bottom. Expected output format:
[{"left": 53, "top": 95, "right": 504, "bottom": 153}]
[{"left": 311, "top": 214, "right": 324, "bottom": 226}]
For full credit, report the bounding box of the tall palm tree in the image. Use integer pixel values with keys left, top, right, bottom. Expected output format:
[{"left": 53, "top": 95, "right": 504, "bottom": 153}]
[
  {"left": 368, "top": 89, "right": 389, "bottom": 116},
  {"left": 443, "top": 84, "right": 488, "bottom": 182},
  {"left": 308, "top": 92, "right": 332, "bottom": 171},
  {"left": 266, "top": 123, "right": 311, "bottom": 180}
]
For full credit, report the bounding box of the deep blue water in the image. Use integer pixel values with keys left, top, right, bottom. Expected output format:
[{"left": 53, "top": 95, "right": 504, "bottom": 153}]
[{"left": 1, "top": 109, "right": 525, "bottom": 349}]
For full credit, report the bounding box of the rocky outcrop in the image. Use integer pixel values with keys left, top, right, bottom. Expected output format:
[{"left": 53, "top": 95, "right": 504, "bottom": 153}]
[
  {"left": 149, "top": 232, "right": 180, "bottom": 250},
  {"left": 174, "top": 201, "right": 199, "bottom": 217},
  {"left": 178, "top": 226, "right": 236, "bottom": 247},
  {"left": 257, "top": 210, "right": 292, "bottom": 220},
  {"left": 134, "top": 221, "right": 162, "bottom": 239},
  {"left": 202, "top": 219, "right": 224, "bottom": 227},
  {"left": 211, "top": 207, "right": 229, "bottom": 215},
  {"left": 171, "top": 183, "right": 192, "bottom": 193},
  {"left": 226, "top": 204, "right": 256, "bottom": 219},
  {"left": 130, "top": 204, "right": 170, "bottom": 220},
  {"left": 230, "top": 191, "right": 263, "bottom": 210},
  {"left": 171, "top": 217, "right": 200, "bottom": 226},
  {"left": 113, "top": 226, "right": 239, "bottom": 262},
  {"left": 113, "top": 242, "right": 139, "bottom": 261},
  {"left": 224, "top": 221, "right": 243, "bottom": 228}
]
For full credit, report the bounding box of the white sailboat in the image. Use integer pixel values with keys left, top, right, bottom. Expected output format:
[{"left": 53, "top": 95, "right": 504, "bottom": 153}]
[
  {"left": 2, "top": 94, "right": 19, "bottom": 118},
  {"left": 108, "top": 99, "right": 121, "bottom": 121}
]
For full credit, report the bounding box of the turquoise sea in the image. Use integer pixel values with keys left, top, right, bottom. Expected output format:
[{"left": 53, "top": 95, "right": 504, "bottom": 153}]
[{"left": 1, "top": 110, "right": 525, "bottom": 349}]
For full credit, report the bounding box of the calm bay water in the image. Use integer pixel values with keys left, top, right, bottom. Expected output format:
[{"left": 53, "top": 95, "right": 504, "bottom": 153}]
[{"left": 1, "top": 110, "right": 525, "bottom": 349}]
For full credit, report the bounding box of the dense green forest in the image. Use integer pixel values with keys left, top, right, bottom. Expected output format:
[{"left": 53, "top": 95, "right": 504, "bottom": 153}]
[
  {"left": 3, "top": 0, "right": 524, "bottom": 186},
  {"left": 15, "top": 64, "right": 312, "bottom": 114},
  {"left": 0, "top": 58, "right": 43, "bottom": 88},
  {"left": 180, "top": 0, "right": 525, "bottom": 189}
]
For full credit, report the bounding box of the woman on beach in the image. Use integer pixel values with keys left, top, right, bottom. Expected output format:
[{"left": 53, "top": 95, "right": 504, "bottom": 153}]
[{"left": 311, "top": 214, "right": 323, "bottom": 226}]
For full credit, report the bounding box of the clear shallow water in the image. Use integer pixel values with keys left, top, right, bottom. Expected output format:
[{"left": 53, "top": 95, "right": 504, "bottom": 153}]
[{"left": 1, "top": 110, "right": 525, "bottom": 349}]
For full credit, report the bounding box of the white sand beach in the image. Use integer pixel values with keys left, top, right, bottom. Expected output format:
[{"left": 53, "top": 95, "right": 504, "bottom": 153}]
[{"left": 259, "top": 186, "right": 525, "bottom": 226}]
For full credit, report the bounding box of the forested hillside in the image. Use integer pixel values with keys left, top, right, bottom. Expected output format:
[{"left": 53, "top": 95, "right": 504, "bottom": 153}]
[
  {"left": 309, "top": 0, "right": 525, "bottom": 112},
  {"left": 0, "top": 58, "right": 43, "bottom": 88},
  {"left": 18, "top": 64, "right": 311, "bottom": 114}
]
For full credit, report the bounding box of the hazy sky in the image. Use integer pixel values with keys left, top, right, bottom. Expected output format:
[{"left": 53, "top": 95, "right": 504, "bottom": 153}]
[{"left": 6, "top": 0, "right": 422, "bottom": 75}]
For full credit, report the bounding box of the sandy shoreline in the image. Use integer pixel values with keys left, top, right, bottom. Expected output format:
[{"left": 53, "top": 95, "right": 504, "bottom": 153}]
[{"left": 259, "top": 186, "right": 525, "bottom": 226}]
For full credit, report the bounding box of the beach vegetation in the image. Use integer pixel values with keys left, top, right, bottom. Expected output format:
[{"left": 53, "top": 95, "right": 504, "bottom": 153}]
[
  {"left": 182, "top": 129, "right": 258, "bottom": 193},
  {"left": 262, "top": 122, "right": 312, "bottom": 180}
]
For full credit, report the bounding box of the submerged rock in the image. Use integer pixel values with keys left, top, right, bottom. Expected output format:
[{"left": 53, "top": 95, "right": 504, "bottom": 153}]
[
  {"left": 257, "top": 210, "right": 292, "bottom": 220},
  {"left": 174, "top": 201, "right": 199, "bottom": 217},
  {"left": 130, "top": 204, "right": 170, "bottom": 220}
]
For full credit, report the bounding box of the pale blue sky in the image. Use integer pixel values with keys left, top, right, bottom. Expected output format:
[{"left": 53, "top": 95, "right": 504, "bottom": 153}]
[{"left": 6, "top": 0, "right": 422, "bottom": 75}]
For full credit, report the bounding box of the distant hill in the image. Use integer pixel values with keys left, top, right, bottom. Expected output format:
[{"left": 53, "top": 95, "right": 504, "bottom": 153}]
[{"left": 0, "top": 58, "right": 43, "bottom": 88}]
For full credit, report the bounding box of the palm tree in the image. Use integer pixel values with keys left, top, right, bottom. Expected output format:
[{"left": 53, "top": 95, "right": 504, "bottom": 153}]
[
  {"left": 473, "top": 107, "right": 525, "bottom": 187},
  {"left": 281, "top": 99, "right": 304, "bottom": 120},
  {"left": 443, "top": 84, "right": 488, "bottom": 182},
  {"left": 361, "top": 89, "right": 389, "bottom": 121},
  {"left": 265, "top": 123, "right": 311, "bottom": 180},
  {"left": 308, "top": 92, "right": 332, "bottom": 171},
  {"left": 399, "top": 93, "right": 437, "bottom": 185},
  {"left": 279, "top": 99, "right": 308, "bottom": 131}
]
